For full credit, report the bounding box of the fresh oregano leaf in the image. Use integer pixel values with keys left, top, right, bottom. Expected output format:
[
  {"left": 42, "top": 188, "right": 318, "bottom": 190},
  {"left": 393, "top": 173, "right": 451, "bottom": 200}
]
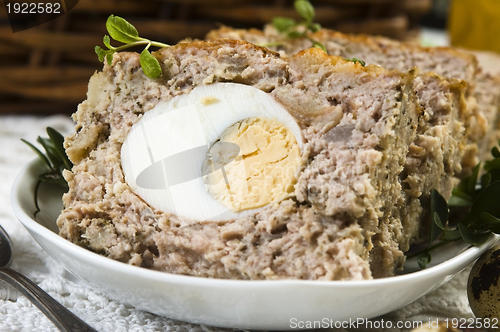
[
  {"left": 467, "top": 163, "right": 481, "bottom": 195},
  {"left": 140, "top": 48, "right": 162, "bottom": 79},
  {"left": 481, "top": 173, "right": 492, "bottom": 190},
  {"left": 457, "top": 223, "right": 474, "bottom": 243},
  {"left": 103, "top": 35, "right": 112, "bottom": 49},
  {"left": 492, "top": 146, "right": 500, "bottom": 158},
  {"left": 450, "top": 188, "right": 473, "bottom": 203},
  {"left": 312, "top": 41, "right": 327, "bottom": 52},
  {"left": 470, "top": 181, "right": 500, "bottom": 221},
  {"left": 458, "top": 224, "right": 491, "bottom": 245},
  {"left": 484, "top": 157, "right": 500, "bottom": 172},
  {"left": 345, "top": 58, "right": 366, "bottom": 66},
  {"left": 431, "top": 190, "right": 449, "bottom": 224},
  {"left": 477, "top": 212, "right": 500, "bottom": 233},
  {"left": 417, "top": 252, "right": 431, "bottom": 269},
  {"left": 106, "top": 53, "right": 113, "bottom": 66},
  {"left": 430, "top": 211, "right": 444, "bottom": 244},
  {"left": 459, "top": 213, "right": 473, "bottom": 229},
  {"left": 433, "top": 212, "right": 446, "bottom": 230},
  {"left": 269, "top": 1, "right": 327, "bottom": 54},
  {"left": 272, "top": 17, "right": 296, "bottom": 32},
  {"left": 486, "top": 216, "right": 500, "bottom": 234},
  {"left": 484, "top": 223, "right": 500, "bottom": 234},
  {"left": 309, "top": 22, "right": 321, "bottom": 33},
  {"left": 294, "top": 0, "right": 315, "bottom": 23},
  {"left": 95, "top": 46, "right": 108, "bottom": 63},
  {"left": 95, "top": 46, "right": 114, "bottom": 65},
  {"left": 448, "top": 194, "right": 473, "bottom": 207},
  {"left": 429, "top": 189, "right": 448, "bottom": 243},
  {"left": 480, "top": 211, "right": 500, "bottom": 222},
  {"left": 489, "top": 169, "right": 500, "bottom": 184},
  {"left": 443, "top": 229, "right": 462, "bottom": 241},
  {"left": 96, "top": 15, "right": 170, "bottom": 78},
  {"left": 106, "top": 14, "right": 142, "bottom": 44},
  {"left": 287, "top": 31, "right": 304, "bottom": 39},
  {"left": 455, "top": 177, "right": 469, "bottom": 197}
]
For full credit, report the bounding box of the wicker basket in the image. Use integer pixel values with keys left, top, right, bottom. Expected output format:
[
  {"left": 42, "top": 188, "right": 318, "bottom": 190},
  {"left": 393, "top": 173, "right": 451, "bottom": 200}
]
[{"left": 0, "top": 0, "right": 431, "bottom": 114}]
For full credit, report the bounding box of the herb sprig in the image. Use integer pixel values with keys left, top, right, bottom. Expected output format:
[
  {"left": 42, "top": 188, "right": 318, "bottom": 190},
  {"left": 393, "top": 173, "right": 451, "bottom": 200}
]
[
  {"left": 22, "top": 128, "right": 73, "bottom": 217},
  {"left": 344, "top": 58, "right": 366, "bottom": 67},
  {"left": 95, "top": 15, "right": 169, "bottom": 79},
  {"left": 270, "top": 0, "right": 366, "bottom": 66},
  {"left": 270, "top": 0, "right": 326, "bottom": 52},
  {"left": 413, "top": 142, "right": 500, "bottom": 268}
]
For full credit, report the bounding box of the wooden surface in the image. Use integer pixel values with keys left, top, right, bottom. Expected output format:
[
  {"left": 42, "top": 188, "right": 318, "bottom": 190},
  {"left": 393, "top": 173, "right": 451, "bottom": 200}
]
[{"left": 0, "top": 0, "right": 431, "bottom": 115}]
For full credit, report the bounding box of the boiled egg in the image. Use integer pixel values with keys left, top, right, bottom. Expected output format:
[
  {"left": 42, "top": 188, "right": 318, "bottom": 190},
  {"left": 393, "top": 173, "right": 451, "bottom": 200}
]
[{"left": 121, "top": 83, "right": 303, "bottom": 221}]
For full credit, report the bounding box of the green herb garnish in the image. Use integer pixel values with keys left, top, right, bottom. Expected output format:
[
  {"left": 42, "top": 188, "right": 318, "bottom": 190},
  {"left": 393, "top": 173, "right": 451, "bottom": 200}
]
[
  {"left": 411, "top": 140, "right": 500, "bottom": 268},
  {"left": 22, "top": 128, "right": 73, "bottom": 217},
  {"left": 95, "top": 15, "right": 169, "bottom": 79},
  {"left": 270, "top": 0, "right": 368, "bottom": 65},
  {"left": 345, "top": 58, "right": 366, "bottom": 67},
  {"left": 270, "top": 0, "right": 326, "bottom": 52}
]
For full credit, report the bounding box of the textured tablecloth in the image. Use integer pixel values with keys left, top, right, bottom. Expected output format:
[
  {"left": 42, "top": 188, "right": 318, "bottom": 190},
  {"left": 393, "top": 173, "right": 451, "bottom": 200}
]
[{"left": 0, "top": 115, "right": 478, "bottom": 332}]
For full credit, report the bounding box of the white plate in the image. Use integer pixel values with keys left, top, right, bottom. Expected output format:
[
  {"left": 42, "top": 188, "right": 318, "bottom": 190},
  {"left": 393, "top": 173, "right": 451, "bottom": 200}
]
[{"left": 11, "top": 159, "right": 498, "bottom": 330}]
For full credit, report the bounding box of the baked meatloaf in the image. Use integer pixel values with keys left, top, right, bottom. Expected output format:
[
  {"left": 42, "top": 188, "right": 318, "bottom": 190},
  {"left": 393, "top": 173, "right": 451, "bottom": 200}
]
[
  {"left": 58, "top": 39, "right": 466, "bottom": 280},
  {"left": 207, "top": 25, "right": 498, "bottom": 170}
]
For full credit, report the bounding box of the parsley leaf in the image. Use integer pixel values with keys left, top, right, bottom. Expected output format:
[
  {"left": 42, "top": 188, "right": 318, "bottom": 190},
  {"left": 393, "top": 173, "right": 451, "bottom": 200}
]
[
  {"left": 95, "top": 15, "right": 169, "bottom": 79},
  {"left": 106, "top": 14, "right": 142, "bottom": 44}
]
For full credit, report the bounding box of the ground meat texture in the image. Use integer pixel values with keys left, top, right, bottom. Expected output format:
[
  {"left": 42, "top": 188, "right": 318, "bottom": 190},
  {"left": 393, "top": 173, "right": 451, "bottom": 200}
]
[
  {"left": 207, "top": 26, "right": 495, "bottom": 176},
  {"left": 60, "top": 39, "right": 431, "bottom": 280},
  {"left": 208, "top": 27, "right": 487, "bottom": 265}
]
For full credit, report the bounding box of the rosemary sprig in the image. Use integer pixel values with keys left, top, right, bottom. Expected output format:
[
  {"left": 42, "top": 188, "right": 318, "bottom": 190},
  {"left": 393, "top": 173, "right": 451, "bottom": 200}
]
[
  {"left": 95, "top": 15, "right": 170, "bottom": 79},
  {"left": 270, "top": 0, "right": 326, "bottom": 52},
  {"left": 22, "top": 127, "right": 73, "bottom": 217},
  {"left": 412, "top": 141, "right": 500, "bottom": 268}
]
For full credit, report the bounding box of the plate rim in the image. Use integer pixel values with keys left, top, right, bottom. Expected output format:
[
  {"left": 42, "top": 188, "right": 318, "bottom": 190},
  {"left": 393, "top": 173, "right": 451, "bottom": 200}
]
[{"left": 11, "top": 158, "right": 499, "bottom": 288}]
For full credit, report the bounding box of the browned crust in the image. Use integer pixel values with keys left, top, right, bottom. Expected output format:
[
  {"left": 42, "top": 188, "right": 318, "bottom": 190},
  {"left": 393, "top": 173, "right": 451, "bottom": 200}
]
[
  {"left": 312, "top": 29, "right": 478, "bottom": 67},
  {"left": 208, "top": 25, "right": 478, "bottom": 71},
  {"left": 157, "top": 38, "right": 282, "bottom": 59},
  {"left": 292, "top": 46, "right": 401, "bottom": 77}
]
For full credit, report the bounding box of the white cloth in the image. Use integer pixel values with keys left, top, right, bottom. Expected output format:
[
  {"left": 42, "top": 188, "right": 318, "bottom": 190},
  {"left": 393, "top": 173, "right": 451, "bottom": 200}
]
[{"left": 0, "top": 115, "right": 475, "bottom": 332}]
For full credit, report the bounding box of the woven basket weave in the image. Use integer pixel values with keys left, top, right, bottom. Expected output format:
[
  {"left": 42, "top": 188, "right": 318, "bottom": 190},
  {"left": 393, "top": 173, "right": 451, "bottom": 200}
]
[{"left": 0, "top": 0, "right": 431, "bottom": 114}]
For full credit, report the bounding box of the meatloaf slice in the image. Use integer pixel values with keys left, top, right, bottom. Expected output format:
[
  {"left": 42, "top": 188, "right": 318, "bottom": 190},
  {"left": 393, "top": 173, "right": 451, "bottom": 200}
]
[
  {"left": 58, "top": 39, "right": 422, "bottom": 280},
  {"left": 207, "top": 26, "right": 473, "bottom": 252}
]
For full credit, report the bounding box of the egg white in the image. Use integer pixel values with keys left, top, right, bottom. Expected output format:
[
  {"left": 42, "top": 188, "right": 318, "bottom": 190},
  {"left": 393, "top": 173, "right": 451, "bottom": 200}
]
[{"left": 121, "top": 82, "right": 303, "bottom": 222}]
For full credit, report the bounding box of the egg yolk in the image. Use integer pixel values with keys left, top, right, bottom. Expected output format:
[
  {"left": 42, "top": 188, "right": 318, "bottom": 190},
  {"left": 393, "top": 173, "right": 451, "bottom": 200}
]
[{"left": 202, "top": 117, "right": 301, "bottom": 212}]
